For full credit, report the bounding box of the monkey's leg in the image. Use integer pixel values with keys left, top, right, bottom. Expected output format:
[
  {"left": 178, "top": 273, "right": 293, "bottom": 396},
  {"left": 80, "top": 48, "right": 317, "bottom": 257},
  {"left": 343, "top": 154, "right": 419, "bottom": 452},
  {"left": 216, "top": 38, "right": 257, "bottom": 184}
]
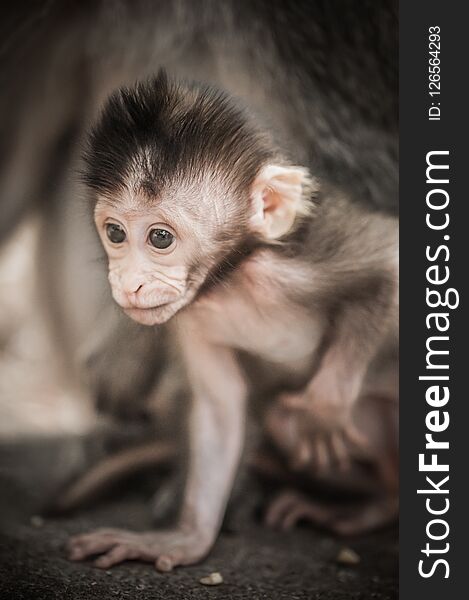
[
  {"left": 274, "top": 279, "right": 396, "bottom": 472},
  {"left": 265, "top": 489, "right": 398, "bottom": 535},
  {"left": 264, "top": 393, "right": 398, "bottom": 535},
  {"left": 67, "top": 334, "right": 246, "bottom": 571}
]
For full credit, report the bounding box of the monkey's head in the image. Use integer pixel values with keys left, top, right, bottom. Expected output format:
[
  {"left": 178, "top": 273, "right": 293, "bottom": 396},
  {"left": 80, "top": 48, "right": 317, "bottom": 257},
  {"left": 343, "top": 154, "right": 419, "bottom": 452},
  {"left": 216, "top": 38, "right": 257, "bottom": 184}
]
[{"left": 83, "top": 72, "right": 314, "bottom": 326}]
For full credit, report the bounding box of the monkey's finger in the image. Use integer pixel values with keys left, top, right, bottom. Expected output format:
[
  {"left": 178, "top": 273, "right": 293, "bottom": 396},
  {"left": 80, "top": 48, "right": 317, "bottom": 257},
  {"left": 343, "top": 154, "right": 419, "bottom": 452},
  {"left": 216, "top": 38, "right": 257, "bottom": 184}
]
[
  {"left": 280, "top": 506, "right": 305, "bottom": 530},
  {"left": 279, "top": 394, "right": 308, "bottom": 411},
  {"left": 156, "top": 552, "right": 182, "bottom": 572},
  {"left": 345, "top": 425, "right": 368, "bottom": 451},
  {"left": 292, "top": 439, "right": 312, "bottom": 470},
  {"left": 331, "top": 511, "right": 377, "bottom": 537},
  {"left": 313, "top": 437, "right": 330, "bottom": 473},
  {"left": 264, "top": 491, "right": 300, "bottom": 527},
  {"left": 330, "top": 432, "right": 350, "bottom": 471},
  {"left": 68, "top": 539, "right": 119, "bottom": 560},
  {"left": 67, "top": 528, "right": 125, "bottom": 551},
  {"left": 281, "top": 498, "right": 332, "bottom": 531},
  {"left": 80, "top": 527, "right": 125, "bottom": 537},
  {"left": 67, "top": 533, "right": 124, "bottom": 559},
  {"left": 94, "top": 545, "right": 139, "bottom": 569}
]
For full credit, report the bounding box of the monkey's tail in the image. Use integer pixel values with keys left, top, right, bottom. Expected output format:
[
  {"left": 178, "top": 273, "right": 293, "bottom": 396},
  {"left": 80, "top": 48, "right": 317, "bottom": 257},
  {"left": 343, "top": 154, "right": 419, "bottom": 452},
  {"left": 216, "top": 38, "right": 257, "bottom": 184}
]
[
  {"left": 45, "top": 435, "right": 396, "bottom": 516},
  {"left": 47, "top": 440, "right": 176, "bottom": 514},
  {"left": 45, "top": 439, "right": 292, "bottom": 515}
]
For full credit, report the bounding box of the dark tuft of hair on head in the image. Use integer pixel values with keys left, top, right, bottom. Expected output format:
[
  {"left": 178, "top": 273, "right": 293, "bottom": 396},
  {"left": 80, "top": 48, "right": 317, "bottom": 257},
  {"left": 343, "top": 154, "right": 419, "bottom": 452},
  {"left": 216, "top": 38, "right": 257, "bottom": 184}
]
[{"left": 82, "top": 70, "right": 277, "bottom": 202}]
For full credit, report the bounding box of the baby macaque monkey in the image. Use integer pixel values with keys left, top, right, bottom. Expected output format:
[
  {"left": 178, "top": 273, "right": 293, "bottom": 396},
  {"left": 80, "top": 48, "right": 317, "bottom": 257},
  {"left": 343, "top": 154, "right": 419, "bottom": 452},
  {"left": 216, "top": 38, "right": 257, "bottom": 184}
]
[{"left": 67, "top": 71, "right": 398, "bottom": 572}]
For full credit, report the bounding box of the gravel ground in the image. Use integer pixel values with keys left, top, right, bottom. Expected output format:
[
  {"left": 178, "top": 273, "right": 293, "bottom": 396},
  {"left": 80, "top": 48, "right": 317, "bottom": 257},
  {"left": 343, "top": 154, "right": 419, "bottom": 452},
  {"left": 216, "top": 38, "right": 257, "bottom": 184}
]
[{"left": 0, "top": 436, "right": 398, "bottom": 600}]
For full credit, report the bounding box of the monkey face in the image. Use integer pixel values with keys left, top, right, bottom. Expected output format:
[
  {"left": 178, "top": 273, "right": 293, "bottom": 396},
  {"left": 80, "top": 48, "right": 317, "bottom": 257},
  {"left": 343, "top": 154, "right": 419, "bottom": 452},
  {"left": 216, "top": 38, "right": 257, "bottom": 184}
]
[
  {"left": 93, "top": 181, "right": 247, "bottom": 326},
  {"left": 94, "top": 161, "right": 313, "bottom": 327}
]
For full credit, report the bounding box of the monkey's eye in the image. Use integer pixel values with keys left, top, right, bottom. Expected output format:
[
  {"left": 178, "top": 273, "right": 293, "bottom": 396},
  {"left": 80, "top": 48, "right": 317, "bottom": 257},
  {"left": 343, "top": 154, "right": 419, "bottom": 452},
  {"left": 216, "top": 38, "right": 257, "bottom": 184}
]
[
  {"left": 149, "top": 228, "right": 174, "bottom": 250},
  {"left": 106, "top": 223, "right": 126, "bottom": 244}
]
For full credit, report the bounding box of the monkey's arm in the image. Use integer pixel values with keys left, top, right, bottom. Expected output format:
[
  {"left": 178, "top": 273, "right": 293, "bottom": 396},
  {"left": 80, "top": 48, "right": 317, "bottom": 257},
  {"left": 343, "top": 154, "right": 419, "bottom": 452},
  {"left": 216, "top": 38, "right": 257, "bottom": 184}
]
[
  {"left": 177, "top": 333, "right": 247, "bottom": 543},
  {"left": 67, "top": 328, "right": 247, "bottom": 572},
  {"left": 278, "top": 271, "right": 397, "bottom": 471}
]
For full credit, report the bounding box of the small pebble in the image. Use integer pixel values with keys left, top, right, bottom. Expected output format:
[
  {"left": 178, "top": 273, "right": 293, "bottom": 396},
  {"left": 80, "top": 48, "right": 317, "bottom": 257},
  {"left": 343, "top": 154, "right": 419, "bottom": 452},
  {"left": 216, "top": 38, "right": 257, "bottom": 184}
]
[
  {"left": 199, "top": 572, "right": 224, "bottom": 586},
  {"left": 336, "top": 547, "right": 360, "bottom": 566},
  {"left": 30, "top": 515, "right": 45, "bottom": 528}
]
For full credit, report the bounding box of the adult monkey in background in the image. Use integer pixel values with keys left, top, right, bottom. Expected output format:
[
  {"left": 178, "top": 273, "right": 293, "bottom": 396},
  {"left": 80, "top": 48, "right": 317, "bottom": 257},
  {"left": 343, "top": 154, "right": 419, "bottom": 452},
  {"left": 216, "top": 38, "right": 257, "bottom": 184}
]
[
  {"left": 63, "top": 72, "right": 398, "bottom": 572},
  {"left": 0, "top": 0, "right": 397, "bottom": 244}
]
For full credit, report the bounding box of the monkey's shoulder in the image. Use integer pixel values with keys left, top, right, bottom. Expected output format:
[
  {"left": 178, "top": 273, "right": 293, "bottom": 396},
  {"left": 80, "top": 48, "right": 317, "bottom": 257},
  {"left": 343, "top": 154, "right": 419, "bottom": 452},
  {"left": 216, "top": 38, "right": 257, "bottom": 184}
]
[{"left": 188, "top": 251, "right": 324, "bottom": 366}]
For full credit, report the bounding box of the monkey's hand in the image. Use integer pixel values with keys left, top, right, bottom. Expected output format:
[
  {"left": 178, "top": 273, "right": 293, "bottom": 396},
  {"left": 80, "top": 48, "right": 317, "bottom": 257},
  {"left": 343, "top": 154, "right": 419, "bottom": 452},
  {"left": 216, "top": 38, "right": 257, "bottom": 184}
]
[
  {"left": 267, "top": 391, "right": 367, "bottom": 473},
  {"left": 67, "top": 525, "right": 214, "bottom": 572}
]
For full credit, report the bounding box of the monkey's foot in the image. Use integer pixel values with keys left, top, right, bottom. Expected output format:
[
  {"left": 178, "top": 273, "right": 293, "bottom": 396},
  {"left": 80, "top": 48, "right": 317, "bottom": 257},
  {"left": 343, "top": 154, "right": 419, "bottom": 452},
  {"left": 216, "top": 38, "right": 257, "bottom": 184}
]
[
  {"left": 296, "top": 424, "right": 366, "bottom": 472},
  {"left": 268, "top": 393, "right": 367, "bottom": 472},
  {"left": 67, "top": 526, "right": 213, "bottom": 571},
  {"left": 265, "top": 489, "right": 398, "bottom": 536},
  {"left": 265, "top": 490, "right": 332, "bottom": 530}
]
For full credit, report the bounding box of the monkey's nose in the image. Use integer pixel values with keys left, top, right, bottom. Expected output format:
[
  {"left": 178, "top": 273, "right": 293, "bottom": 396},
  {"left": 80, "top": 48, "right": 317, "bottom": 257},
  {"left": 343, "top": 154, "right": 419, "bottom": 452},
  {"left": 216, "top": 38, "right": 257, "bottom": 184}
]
[
  {"left": 123, "top": 281, "right": 144, "bottom": 300},
  {"left": 127, "top": 284, "right": 143, "bottom": 298}
]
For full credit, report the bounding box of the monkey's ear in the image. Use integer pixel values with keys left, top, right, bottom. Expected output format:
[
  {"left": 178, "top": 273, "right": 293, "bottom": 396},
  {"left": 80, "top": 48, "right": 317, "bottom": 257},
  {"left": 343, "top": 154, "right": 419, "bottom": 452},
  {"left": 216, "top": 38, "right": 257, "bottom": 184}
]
[{"left": 249, "top": 165, "right": 315, "bottom": 239}]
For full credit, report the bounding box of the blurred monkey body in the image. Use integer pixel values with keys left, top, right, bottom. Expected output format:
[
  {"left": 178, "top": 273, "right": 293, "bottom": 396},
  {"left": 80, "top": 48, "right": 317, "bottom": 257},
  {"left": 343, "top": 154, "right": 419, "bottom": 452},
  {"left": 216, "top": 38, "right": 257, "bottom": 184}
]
[{"left": 63, "top": 73, "right": 398, "bottom": 572}]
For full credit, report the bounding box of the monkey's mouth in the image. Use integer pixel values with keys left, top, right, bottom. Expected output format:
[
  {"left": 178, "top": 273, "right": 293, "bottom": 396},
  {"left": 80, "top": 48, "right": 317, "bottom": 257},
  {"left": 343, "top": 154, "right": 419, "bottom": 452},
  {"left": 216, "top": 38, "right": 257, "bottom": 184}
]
[{"left": 123, "top": 301, "right": 182, "bottom": 326}]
